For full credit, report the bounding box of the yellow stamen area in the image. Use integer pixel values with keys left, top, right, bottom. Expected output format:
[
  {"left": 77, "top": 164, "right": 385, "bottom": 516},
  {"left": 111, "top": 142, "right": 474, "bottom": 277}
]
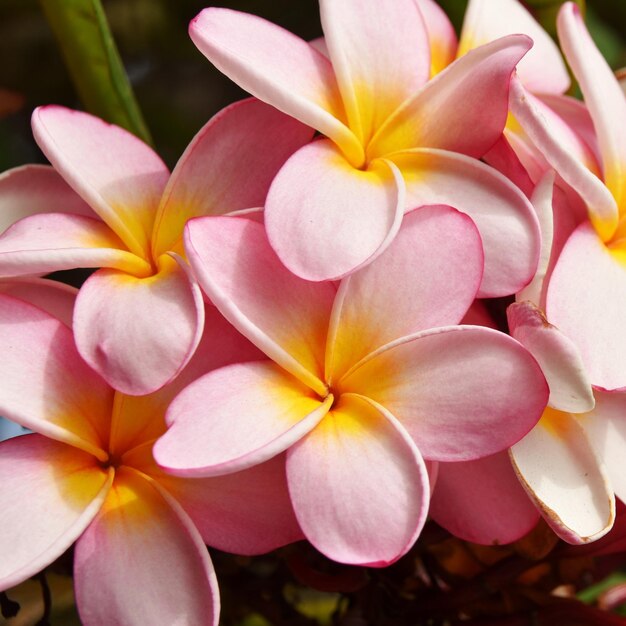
[{"left": 539, "top": 406, "right": 574, "bottom": 440}]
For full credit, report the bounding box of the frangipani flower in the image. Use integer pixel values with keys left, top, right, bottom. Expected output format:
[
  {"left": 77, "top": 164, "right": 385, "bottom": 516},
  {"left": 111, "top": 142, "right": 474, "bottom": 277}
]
[
  {"left": 431, "top": 175, "right": 615, "bottom": 545},
  {"left": 0, "top": 99, "right": 312, "bottom": 394},
  {"left": 189, "top": 0, "right": 540, "bottom": 294},
  {"left": 154, "top": 209, "right": 548, "bottom": 566},
  {"left": 510, "top": 2, "right": 626, "bottom": 390},
  {"left": 0, "top": 295, "right": 303, "bottom": 625}
]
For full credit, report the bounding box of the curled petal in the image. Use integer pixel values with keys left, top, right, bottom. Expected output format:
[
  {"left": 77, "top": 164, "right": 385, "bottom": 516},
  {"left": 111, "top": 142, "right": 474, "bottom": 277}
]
[
  {"left": 511, "top": 408, "right": 614, "bottom": 544},
  {"left": 74, "top": 467, "right": 219, "bottom": 626},
  {"left": 287, "top": 393, "right": 428, "bottom": 566},
  {"left": 265, "top": 140, "right": 405, "bottom": 281},
  {"left": 0, "top": 435, "right": 112, "bottom": 591}
]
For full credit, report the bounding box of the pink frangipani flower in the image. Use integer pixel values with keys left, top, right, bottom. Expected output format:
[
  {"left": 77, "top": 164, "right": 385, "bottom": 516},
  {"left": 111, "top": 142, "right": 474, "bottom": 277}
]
[
  {"left": 0, "top": 295, "right": 302, "bottom": 626},
  {"left": 154, "top": 210, "right": 548, "bottom": 566},
  {"left": 0, "top": 99, "right": 312, "bottom": 395},
  {"left": 189, "top": 0, "right": 540, "bottom": 294}
]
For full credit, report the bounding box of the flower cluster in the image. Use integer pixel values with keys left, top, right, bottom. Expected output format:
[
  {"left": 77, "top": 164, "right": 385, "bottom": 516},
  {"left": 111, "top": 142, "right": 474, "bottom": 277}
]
[{"left": 1, "top": 0, "right": 625, "bottom": 623}]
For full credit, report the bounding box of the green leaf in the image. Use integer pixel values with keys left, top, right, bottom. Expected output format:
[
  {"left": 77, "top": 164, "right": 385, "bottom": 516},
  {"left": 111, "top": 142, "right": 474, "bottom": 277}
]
[
  {"left": 39, "top": 0, "right": 152, "bottom": 145},
  {"left": 525, "top": 0, "right": 585, "bottom": 38}
]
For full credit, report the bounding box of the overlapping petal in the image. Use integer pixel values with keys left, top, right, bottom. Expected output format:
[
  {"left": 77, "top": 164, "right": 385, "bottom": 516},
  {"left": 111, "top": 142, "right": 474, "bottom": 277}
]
[
  {"left": 326, "top": 205, "right": 483, "bottom": 381},
  {"left": 154, "top": 361, "right": 331, "bottom": 477},
  {"left": 152, "top": 98, "right": 314, "bottom": 257},
  {"left": 415, "top": 0, "right": 458, "bottom": 76},
  {"left": 0, "top": 435, "right": 112, "bottom": 590},
  {"left": 339, "top": 326, "right": 548, "bottom": 461},
  {"left": 189, "top": 8, "right": 362, "bottom": 164},
  {"left": 74, "top": 467, "right": 218, "bottom": 626},
  {"left": 32, "top": 106, "right": 169, "bottom": 259},
  {"left": 511, "top": 408, "right": 614, "bottom": 543},
  {"left": 184, "top": 216, "right": 334, "bottom": 391},
  {"left": 286, "top": 394, "right": 428, "bottom": 566},
  {"left": 319, "top": 0, "right": 430, "bottom": 145},
  {"left": 392, "top": 148, "right": 540, "bottom": 297},
  {"left": 547, "top": 223, "right": 626, "bottom": 390},
  {"left": 265, "top": 140, "right": 405, "bottom": 281},
  {"left": 0, "top": 213, "right": 151, "bottom": 278},
  {"left": 73, "top": 254, "right": 204, "bottom": 396},
  {"left": 367, "top": 35, "right": 531, "bottom": 160},
  {"left": 458, "top": 0, "right": 570, "bottom": 94},
  {"left": 0, "top": 164, "right": 93, "bottom": 233},
  {"left": 430, "top": 452, "right": 540, "bottom": 545},
  {"left": 0, "top": 295, "right": 113, "bottom": 458}
]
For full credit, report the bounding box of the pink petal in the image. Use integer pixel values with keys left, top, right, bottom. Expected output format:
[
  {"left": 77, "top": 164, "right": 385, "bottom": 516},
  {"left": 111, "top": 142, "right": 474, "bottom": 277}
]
[
  {"left": 547, "top": 222, "right": 626, "bottom": 390},
  {"left": 430, "top": 452, "right": 540, "bottom": 545},
  {"left": 509, "top": 76, "right": 618, "bottom": 241},
  {"left": 74, "top": 467, "right": 219, "bottom": 626},
  {"left": 0, "top": 277, "right": 77, "bottom": 328},
  {"left": 339, "top": 326, "right": 548, "bottom": 461},
  {"left": 558, "top": 3, "right": 626, "bottom": 211},
  {"left": 184, "top": 216, "right": 334, "bottom": 393},
  {"left": 159, "top": 453, "right": 304, "bottom": 555},
  {"left": 367, "top": 35, "right": 531, "bottom": 160},
  {"left": 32, "top": 106, "right": 169, "bottom": 259},
  {"left": 154, "top": 360, "right": 331, "bottom": 477},
  {"left": 152, "top": 98, "right": 314, "bottom": 257},
  {"left": 508, "top": 301, "right": 594, "bottom": 413},
  {"left": 0, "top": 212, "right": 151, "bottom": 278},
  {"left": 511, "top": 408, "right": 614, "bottom": 543},
  {"left": 0, "top": 434, "right": 112, "bottom": 590},
  {"left": 482, "top": 135, "right": 535, "bottom": 198},
  {"left": 580, "top": 391, "right": 626, "bottom": 504},
  {"left": 189, "top": 8, "right": 363, "bottom": 165},
  {"left": 393, "top": 147, "right": 540, "bottom": 297},
  {"left": 265, "top": 139, "right": 405, "bottom": 281},
  {"left": 0, "top": 295, "right": 113, "bottom": 459},
  {"left": 0, "top": 164, "right": 93, "bottom": 233},
  {"left": 108, "top": 304, "right": 264, "bottom": 458},
  {"left": 458, "top": 0, "right": 570, "bottom": 94},
  {"left": 320, "top": 0, "right": 430, "bottom": 145},
  {"left": 287, "top": 393, "right": 428, "bottom": 566},
  {"left": 326, "top": 205, "right": 483, "bottom": 381},
  {"left": 414, "top": 0, "right": 458, "bottom": 76},
  {"left": 74, "top": 254, "right": 204, "bottom": 396}
]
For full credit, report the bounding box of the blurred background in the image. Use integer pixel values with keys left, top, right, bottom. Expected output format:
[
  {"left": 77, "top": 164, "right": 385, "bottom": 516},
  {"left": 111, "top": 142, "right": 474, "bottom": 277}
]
[{"left": 1, "top": 0, "right": 626, "bottom": 173}]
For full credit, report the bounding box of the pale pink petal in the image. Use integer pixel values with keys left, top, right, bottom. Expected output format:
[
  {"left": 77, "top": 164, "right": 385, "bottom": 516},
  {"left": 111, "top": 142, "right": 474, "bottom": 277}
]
[
  {"left": 287, "top": 393, "right": 428, "bottom": 566},
  {"left": 0, "top": 434, "right": 112, "bottom": 590},
  {"left": 0, "top": 295, "right": 113, "bottom": 458},
  {"left": 265, "top": 139, "right": 405, "bottom": 281},
  {"left": 189, "top": 8, "right": 363, "bottom": 165},
  {"left": 511, "top": 408, "right": 614, "bottom": 543},
  {"left": 458, "top": 0, "right": 569, "bottom": 94},
  {"left": 154, "top": 361, "right": 331, "bottom": 477},
  {"left": 309, "top": 37, "right": 328, "bottom": 57},
  {"left": 516, "top": 172, "right": 555, "bottom": 307},
  {"left": 74, "top": 467, "right": 218, "bottom": 626},
  {"left": 326, "top": 205, "right": 483, "bottom": 381},
  {"left": 415, "top": 0, "right": 457, "bottom": 76},
  {"left": 108, "top": 304, "right": 264, "bottom": 458},
  {"left": 430, "top": 452, "right": 539, "bottom": 545},
  {"left": 74, "top": 253, "right": 204, "bottom": 396},
  {"left": 0, "top": 164, "right": 93, "bottom": 233},
  {"left": 32, "top": 106, "right": 169, "bottom": 259},
  {"left": 367, "top": 35, "right": 531, "bottom": 160},
  {"left": 159, "top": 453, "right": 304, "bottom": 555},
  {"left": 508, "top": 301, "right": 594, "bottom": 413},
  {"left": 509, "top": 76, "right": 618, "bottom": 241},
  {"left": 0, "top": 277, "right": 76, "bottom": 327},
  {"left": 320, "top": 0, "right": 429, "bottom": 145},
  {"left": 393, "top": 147, "right": 540, "bottom": 297},
  {"left": 152, "top": 98, "right": 314, "bottom": 257},
  {"left": 339, "top": 326, "right": 548, "bottom": 461},
  {"left": 0, "top": 212, "right": 151, "bottom": 278},
  {"left": 482, "top": 133, "right": 535, "bottom": 198},
  {"left": 184, "top": 215, "right": 334, "bottom": 393},
  {"left": 547, "top": 222, "right": 626, "bottom": 390},
  {"left": 558, "top": 3, "right": 626, "bottom": 210}
]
